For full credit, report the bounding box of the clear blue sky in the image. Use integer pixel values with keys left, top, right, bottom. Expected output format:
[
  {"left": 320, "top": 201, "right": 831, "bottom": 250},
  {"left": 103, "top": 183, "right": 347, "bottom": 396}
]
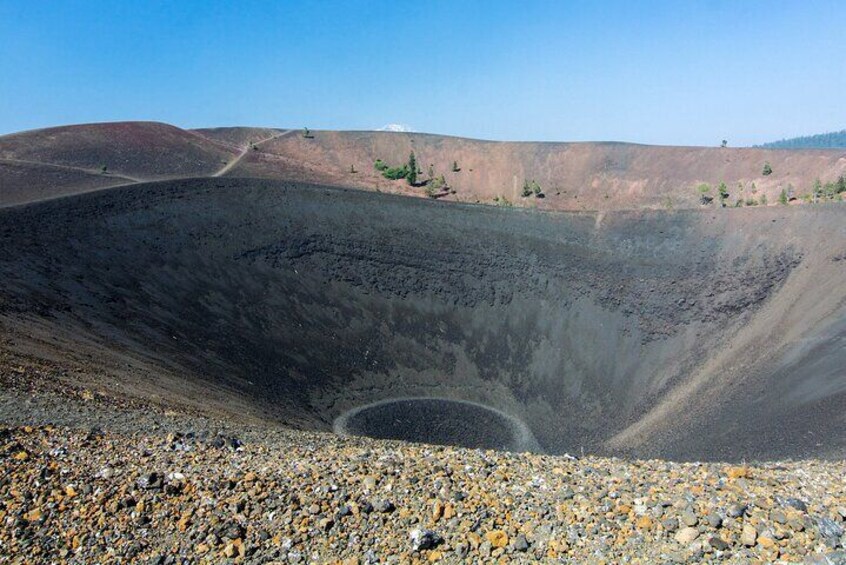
[{"left": 2, "top": 1, "right": 844, "bottom": 145}]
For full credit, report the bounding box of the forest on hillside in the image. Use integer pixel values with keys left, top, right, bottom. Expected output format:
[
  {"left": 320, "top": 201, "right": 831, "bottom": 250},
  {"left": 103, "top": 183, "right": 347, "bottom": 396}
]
[{"left": 756, "top": 129, "right": 846, "bottom": 149}]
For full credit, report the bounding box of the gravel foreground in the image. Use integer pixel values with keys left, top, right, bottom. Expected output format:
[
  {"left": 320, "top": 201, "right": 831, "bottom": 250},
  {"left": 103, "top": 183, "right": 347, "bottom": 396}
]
[{"left": 1, "top": 366, "right": 845, "bottom": 563}]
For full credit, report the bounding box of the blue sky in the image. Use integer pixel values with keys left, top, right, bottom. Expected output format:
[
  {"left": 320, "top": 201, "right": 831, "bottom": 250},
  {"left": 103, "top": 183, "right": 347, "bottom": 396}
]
[{"left": 1, "top": 1, "right": 844, "bottom": 145}]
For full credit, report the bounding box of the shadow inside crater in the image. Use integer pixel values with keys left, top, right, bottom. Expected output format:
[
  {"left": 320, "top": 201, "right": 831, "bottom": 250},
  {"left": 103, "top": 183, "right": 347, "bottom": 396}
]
[{"left": 334, "top": 397, "right": 542, "bottom": 453}]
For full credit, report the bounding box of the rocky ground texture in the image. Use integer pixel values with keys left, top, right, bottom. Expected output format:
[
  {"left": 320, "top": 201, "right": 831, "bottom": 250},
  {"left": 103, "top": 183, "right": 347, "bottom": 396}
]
[{"left": 1, "top": 363, "right": 846, "bottom": 564}]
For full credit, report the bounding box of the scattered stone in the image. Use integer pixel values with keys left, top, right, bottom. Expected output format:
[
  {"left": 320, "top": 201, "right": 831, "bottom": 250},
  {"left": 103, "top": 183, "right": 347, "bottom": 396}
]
[
  {"left": 675, "top": 527, "right": 700, "bottom": 544},
  {"left": 318, "top": 517, "right": 334, "bottom": 532},
  {"left": 0, "top": 402, "right": 843, "bottom": 563},
  {"left": 410, "top": 529, "right": 441, "bottom": 551},
  {"left": 662, "top": 517, "right": 679, "bottom": 532},
  {"left": 485, "top": 530, "right": 508, "bottom": 548},
  {"left": 741, "top": 524, "right": 758, "bottom": 546},
  {"left": 443, "top": 503, "right": 455, "bottom": 520},
  {"left": 512, "top": 533, "right": 529, "bottom": 552},
  {"left": 784, "top": 497, "right": 810, "bottom": 512},
  {"left": 727, "top": 466, "right": 750, "bottom": 479},
  {"left": 680, "top": 509, "right": 698, "bottom": 527},
  {"left": 728, "top": 503, "right": 748, "bottom": 518},
  {"left": 373, "top": 500, "right": 395, "bottom": 513},
  {"left": 709, "top": 536, "right": 730, "bottom": 551},
  {"left": 432, "top": 499, "right": 444, "bottom": 522},
  {"left": 137, "top": 472, "right": 163, "bottom": 490},
  {"left": 758, "top": 533, "right": 776, "bottom": 549},
  {"left": 94, "top": 466, "right": 114, "bottom": 479},
  {"left": 818, "top": 517, "right": 845, "bottom": 546},
  {"left": 804, "top": 551, "right": 846, "bottom": 565},
  {"left": 706, "top": 512, "right": 723, "bottom": 528}
]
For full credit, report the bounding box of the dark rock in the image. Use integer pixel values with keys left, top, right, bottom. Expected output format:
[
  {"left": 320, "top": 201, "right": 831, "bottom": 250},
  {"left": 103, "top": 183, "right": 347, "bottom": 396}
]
[
  {"left": 558, "top": 487, "right": 575, "bottom": 501},
  {"left": 804, "top": 551, "right": 846, "bottom": 565},
  {"left": 709, "top": 536, "right": 730, "bottom": 551},
  {"left": 373, "top": 500, "right": 395, "bottom": 513},
  {"left": 817, "top": 517, "right": 844, "bottom": 547},
  {"left": 783, "top": 497, "right": 809, "bottom": 512},
  {"left": 680, "top": 509, "right": 698, "bottom": 527},
  {"left": 706, "top": 512, "right": 723, "bottom": 528},
  {"left": 727, "top": 504, "right": 747, "bottom": 518},
  {"left": 319, "top": 517, "right": 334, "bottom": 532},
  {"left": 221, "top": 523, "right": 245, "bottom": 540},
  {"left": 662, "top": 517, "right": 679, "bottom": 532},
  {"left": 513, "top": 534, "right": 529, "bottom": 552},
  {"left": 137, "top": 472, "right": 163, "bottom": 490},
  {"left": 410, "top": 529, "right": 441, "bottom": 551}
]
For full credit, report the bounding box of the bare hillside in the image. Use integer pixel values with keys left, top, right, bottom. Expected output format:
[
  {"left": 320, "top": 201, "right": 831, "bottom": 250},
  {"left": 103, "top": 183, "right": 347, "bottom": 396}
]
[
  {"left": 3, "top": 122, "right": 844, "bottom": 210},
  {"left": 0, "top": 122, "right": 236, "bottom": 199},
  {"left": 231, "top": 130, "right": 846, "bottom": 210}
]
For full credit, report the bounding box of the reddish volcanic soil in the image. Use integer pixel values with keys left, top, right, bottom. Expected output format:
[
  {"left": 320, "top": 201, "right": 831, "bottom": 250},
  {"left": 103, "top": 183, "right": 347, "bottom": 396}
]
[
  {"left": 233, "top": 130, "right": 846, "bottom": 211},
  {"left": 0, "top": 122, "right": 237, "bottom": 205},
  {"left": 2, "top": 122, "right": 844, "bottom": 209}
]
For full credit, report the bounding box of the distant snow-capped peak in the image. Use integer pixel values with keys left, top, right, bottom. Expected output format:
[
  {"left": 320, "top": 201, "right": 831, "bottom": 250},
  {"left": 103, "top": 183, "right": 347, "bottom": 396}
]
[{"left": 377, "top": 123, "right": 413, "bottom": 132}]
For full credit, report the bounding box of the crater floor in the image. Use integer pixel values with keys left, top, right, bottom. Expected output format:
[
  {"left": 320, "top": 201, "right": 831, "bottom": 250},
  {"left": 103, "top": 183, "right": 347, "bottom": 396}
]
[{"left": 334, "top": 397, "right": 541, "bottom": 452}]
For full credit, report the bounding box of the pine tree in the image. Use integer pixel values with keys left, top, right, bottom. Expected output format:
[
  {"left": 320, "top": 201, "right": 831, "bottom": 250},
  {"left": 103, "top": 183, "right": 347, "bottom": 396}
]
[
  {"left": 531, "top": 180, "right": 542, "bottom": 196},
  {"left": 813, "top": 179, "right": 823, "bottom": 202},
  {"left": 406, "top": 152, "right": 417, "bottom": 186},
  {"left": 717, "top": 182, "right": 729, "bottom": 206}
]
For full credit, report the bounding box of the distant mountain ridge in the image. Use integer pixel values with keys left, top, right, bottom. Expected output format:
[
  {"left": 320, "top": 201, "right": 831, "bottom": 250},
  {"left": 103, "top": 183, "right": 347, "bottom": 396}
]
[{"left": 756, "top": 129, "right": 846, "bottom": 149}]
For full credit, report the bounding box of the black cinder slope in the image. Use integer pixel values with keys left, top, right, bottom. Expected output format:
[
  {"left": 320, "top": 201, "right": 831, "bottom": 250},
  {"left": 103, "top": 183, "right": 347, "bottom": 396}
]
[{"left": 1, "top": 179, "right": 844, "bottom": 460}]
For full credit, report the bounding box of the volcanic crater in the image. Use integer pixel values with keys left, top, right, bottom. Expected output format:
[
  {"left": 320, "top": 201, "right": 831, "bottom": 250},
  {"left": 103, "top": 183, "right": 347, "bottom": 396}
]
[{"left": 2, "top": 174, "right": 844, "bottom": 461}]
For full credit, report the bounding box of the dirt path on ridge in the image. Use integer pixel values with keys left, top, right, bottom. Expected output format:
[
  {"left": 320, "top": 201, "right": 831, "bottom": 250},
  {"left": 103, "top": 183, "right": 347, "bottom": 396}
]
[{"left": 212, "top": 129, "right": 294, "bottom": 177}]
